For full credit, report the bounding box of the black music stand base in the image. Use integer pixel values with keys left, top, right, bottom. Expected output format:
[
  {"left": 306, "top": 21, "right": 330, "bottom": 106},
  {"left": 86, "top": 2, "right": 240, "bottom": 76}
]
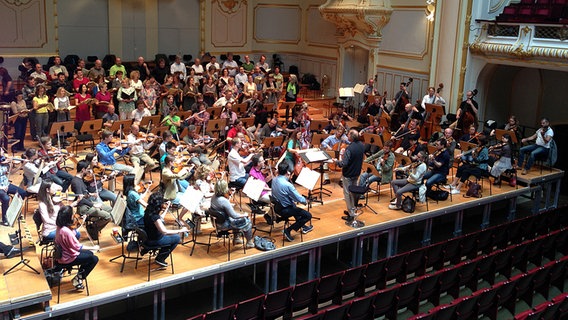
[
  {"left": 4, "top": 217, "right": 39, "bottom": 275},
  {"left": 109, "top": 230, "right": 142, "bottom": 273}
]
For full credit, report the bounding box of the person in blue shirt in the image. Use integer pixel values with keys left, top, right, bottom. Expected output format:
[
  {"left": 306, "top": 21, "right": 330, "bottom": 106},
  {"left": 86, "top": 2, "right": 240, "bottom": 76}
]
[
  {"left": 95, "top": 130, "right": 135, "bottom": 175},
  {"left": 271, "top": 162, "right": 313, "bottom": 242}
]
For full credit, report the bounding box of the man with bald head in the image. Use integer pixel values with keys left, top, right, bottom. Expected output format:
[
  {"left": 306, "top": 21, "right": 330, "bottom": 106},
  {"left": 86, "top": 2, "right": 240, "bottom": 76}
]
[
  {"left": 87, "top": 59, "right": 105, "bottom": 80},
  {"left": 109, "top": 57, "right": 126, "bottom": 78},
  {"left": 133, "top": 56, "right": 150, "bottom": 82},
  {"left": 30, "top": 63, "right": 48, "bottom": 83}
]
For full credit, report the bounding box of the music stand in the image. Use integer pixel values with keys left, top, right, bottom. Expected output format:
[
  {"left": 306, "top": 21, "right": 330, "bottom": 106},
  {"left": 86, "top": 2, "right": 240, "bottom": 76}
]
[
  {"left": 261, "top": 136, "right": 284, "bottom": 162},
  {"left": 139, "top": 115, "right": 160, "bottom": 129},
  {"left": 109, "top": 119, "right": 132, "bottom": 133},
  {"left": 394, "top": 152, "right": 412, "bottom": 167},
  {"left": 294, "top": 166, "right": 322, "bottom": 213},
  {"left": 233, "top": 103, "right": 247, "bottom": 116},
  {"left": 495, "top": 129, "right": 518, "bottom": 144},
  {"left": 3, "top": 194, "right": 39, "bottom": 275},
  {"left": 150, "top": 126, "right": 169, "bottom": 138},
  {"left": 460, "top": 141, "right": 478, "bottom": 152},
  {"left": 240, "top": 117, "right": 254, "bottom": 128},
  {"left": 361, "top": 133, "right": 383, "bottom": 148},
  {"left": 278, "top": 102, "right": 295, "bottom": 124},
  {"left": 108, "top": 197, "right": 142, "bottom": 271},
  {"left": 311, "top": 133, "right": 330, "bottom": 148},
  {"left": 297, "top": 149, "right": 333, "bottom": 208},
  {"left": 207, "top": 107, "right": 223, "bottom": 119},
  {"left": 206, "top": 118, "right": 228, "bottom": 138},
  {"left": 49, "top": 121, "right": 75, "bottom": 146},
  {"left": 177, "top": 111, "right": 192, "bottom": 123},
  {"left": 309, "top": 120, "right": 329, "bottom": 133}
]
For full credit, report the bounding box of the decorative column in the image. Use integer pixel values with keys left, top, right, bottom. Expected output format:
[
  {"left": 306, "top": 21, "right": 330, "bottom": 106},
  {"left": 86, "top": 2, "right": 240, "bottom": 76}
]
[{"left": 319, "top": 0, "right": 393, "bottom": 81}]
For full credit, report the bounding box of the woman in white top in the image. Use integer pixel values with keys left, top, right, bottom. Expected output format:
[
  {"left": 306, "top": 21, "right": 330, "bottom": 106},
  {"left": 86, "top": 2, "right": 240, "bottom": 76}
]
[
  {"left": 53, "top": 86, "right": 71, "bottom": 122},
  {"left": 117, "top": 77, "right": 137, "bottom": 120},
  {"left": 37, "top": 178, "right": 79, "bottom": 241},
  {"left": 22, "top": 148, "right": 44, "bottom": 193},
  {"left": 130, "top": 70, "right": 143, "bottom": 92}
]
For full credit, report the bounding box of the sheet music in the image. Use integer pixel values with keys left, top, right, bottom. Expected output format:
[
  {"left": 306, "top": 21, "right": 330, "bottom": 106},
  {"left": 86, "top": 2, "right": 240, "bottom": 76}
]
[
  {"left": 6, "top": 194, "right": 23, "bottom": 227},
  {"left": 242, "top": 177, "right": 266, "bottom": 202},
  {"left": 295, "top": 167, "right": 320, "bottom": 191},
  {"left": 353, "top": 84, "right": 366, "bottom": 94},
  {"left": 110, "top": 196, "right": 127, "bottom": 225},
  {"left": 179, "top": 187, "right": 204, "bottom": 213},
  {"left": 339, "top": 87, "right": 354, "bottom": 97},
  {"left": 305, "top": 150, "right": 330, "bottom": 163}
]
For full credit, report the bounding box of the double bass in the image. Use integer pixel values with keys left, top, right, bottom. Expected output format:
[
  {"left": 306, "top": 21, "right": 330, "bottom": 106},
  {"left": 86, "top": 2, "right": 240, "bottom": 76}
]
[
  {"left": 453, "top": 89, "right": 478, "bottom": 141},
  {"left": 390, "top": 78, "right": 413, "bottom": 131}
]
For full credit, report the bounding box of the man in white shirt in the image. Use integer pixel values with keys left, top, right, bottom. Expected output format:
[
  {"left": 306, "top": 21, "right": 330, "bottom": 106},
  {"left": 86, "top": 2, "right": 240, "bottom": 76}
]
[
  {"left": 518, "top": 117, "right": 554, "bottom": 174},
  {"left": 255, "top": 55, "right": 270, "bottom": 73},
  {"left": 421, "top": 86, "right": 446, "bottom": 111},
  {"left": 205, "top": 56, "right": 220, "bottom": 75},
  {"left": 170, "top": 55, "right": 187, "bottom": 81},
  {"left": 213, "top": 89, "right": 235, "bottom": 107},
  {"left": 30, "top": 64, "right": 47, "bottom": 83},
  {"left": 131, "top": 101, "right": 151, "bottom": 124},
  {"left": 222, "top": 53, "right": 239, "bottom": 77},
  {"left": 235, "top": 66, "right": 248, "bottom": 91},
  {"left": 228, "top": 137, "right": 254, "bottom": 188},
  {"left": 128, "top": 124, "right": 159, "bottom": 182}
]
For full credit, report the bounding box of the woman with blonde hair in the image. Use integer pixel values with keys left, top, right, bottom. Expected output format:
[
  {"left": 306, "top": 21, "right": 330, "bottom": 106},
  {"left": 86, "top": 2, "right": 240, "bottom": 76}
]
[
  {"left": 54, "top": 86, "right": 71, "bottom": 122},
  {"left": 285, "top": 74, "right": 298, "bottom": 102},
  {"left": 130, "top": 70, "right": 143, "bottom": 91},
  {"left": 210, "top": 180, "right": 255, "bottom": 248}
]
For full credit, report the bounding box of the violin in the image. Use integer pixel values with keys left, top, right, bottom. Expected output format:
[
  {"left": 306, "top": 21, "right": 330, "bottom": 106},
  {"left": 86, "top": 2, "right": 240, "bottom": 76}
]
[{"left": 488, "top": 142, "right": 506, "bottom": 152}]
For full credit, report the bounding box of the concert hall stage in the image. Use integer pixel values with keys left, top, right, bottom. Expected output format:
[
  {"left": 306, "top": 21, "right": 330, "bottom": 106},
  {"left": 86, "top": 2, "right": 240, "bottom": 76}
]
[{"left": 1, "top": 167, "right": 563, "bottom": 319}]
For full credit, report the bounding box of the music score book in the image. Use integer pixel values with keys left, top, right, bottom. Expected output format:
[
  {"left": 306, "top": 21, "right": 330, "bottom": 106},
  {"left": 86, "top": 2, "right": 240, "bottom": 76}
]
[
  {"left": 180, "top": 187, "right": 204, "bottom": 213},
  {"left": 295, "top": 167, "right": 320, "bottom": 191},
  {"left": 243, "top": 177, "right": 266, "bottom": 202}
]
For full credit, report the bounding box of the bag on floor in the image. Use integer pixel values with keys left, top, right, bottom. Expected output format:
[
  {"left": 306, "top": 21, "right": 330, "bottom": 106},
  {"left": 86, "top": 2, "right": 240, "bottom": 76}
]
[
  {"left": 44, "top": 268, "right": 62, "bottom": 288},
  {"left": 401, "top": 196, "right": 416, "bottom": 213},
  {"left": 254, "top": 236, "right": 276, "bottom": 251},
  {"left": 464, "top": 181, "right": 482, "bottom": 198},
  {"left": 427, "top": 189, "right": 449, "bottom": 201}
]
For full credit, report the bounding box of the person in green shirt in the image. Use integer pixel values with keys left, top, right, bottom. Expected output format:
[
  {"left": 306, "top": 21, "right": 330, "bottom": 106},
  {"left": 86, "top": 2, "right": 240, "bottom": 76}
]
[
  {"left": 109, "top": 57, "right": 127, "bottom": 78},
  {"left": 242, "top": 55, "right": 254, "bottom": 73},
  {"left": 163, "top": 106, "right": 181, "bottom": 135}
]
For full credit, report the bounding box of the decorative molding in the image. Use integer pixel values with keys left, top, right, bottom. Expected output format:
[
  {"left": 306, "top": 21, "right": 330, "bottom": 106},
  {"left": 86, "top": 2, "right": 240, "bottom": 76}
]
[
  {"left": 253, "top": 4, "right": 301, "bottom": 44},
  {"left": 488, "top": 0, "right": 508, "bottom": 14},
  {"left": 0, "top": 0, "right": 47, "bottom": 48},
  {"left": 319, "top": 0, "right": 393, "bottom": 40},
  {"left": 213, "top": 0, "right": 246, "bottom": 15}
]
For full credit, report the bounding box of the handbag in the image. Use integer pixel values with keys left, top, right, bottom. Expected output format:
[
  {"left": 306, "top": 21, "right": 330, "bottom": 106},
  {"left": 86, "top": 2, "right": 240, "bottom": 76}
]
[
  {"left": 427, "top": 189, "right": 449, "bottom": 201},
  {"left": 254, "top": 236, "right": 276, "bottom": 251},
  {"left": 401, "top": 196, "right": 416, "bottom": 213},
  {"left": 464, "top": 181, "right": 482, "bottom": 198}
]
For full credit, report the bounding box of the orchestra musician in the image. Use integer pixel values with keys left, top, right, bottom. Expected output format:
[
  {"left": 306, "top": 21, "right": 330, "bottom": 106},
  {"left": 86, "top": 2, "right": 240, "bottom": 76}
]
[
  {"left": 358, "top": 140, "right": 395, "bottom": 190},
  {"left": 489, "top": 133, "right": 513, "bottom": 185},
  {"left": 283, "top": 129, "right": 308, "bottom": 173},
  {"left": 183, "top": 125, "right": 216, "bottom": 167},
  {"left": 423, "top": 138, "right": 451, "bottom": 193},
  {"left": 249, "top": 154, "right": 272, "bottom": 204},
  {"left": 22, "top": 148, "right": 46, "bottom": 192},
  {"left": 127, "top": 124, "right": 159, "bottom": 178},
  {"left": 228, "top": 137, "right": 255, "bottom": 188},
  {"left": 38, "top": 137, "right": 73, "bottom": 192},
  {"left": 258, "top": 117, "right": 284, "bottom": 141},
  {"left": 161, "top": 155, "right": 190, "bottom": 219},
  {"left": 54, "top": 205, "right": 99, "bottom": 290},
  {"left": 398, "top": 103, "right": 423, "bottom": 130},
  {"left": 393, "top": 118, "right": 421, "bottom": 154},
  {"left": 460, "top": 125, "right": 480, "bottom": 144},
  {"left": 362, "top": 78, "right": 378, "bottom": 102},
  {"left": 518, "top": 117, "right": 553, "bottom": 175},
  {"left": 0, "top": 154, "right": 27, "bottom": 226},
  {"left": 446, "top": 135, "right": 489, "bottom": 195},
  {"left": 333, "top": 129, "right": 365, "bottom": 223},
  {"left": 272, "top": 162, "right": 313, "bottom": 242},
  {"left": 37, "top": 178, "right": 80, "bottom": 241},
  {"left": 70, "top": 160, "right": 112, "bottom": 233},
  {"left": 123, "top": 174, "right": 147, "bottom": 227},
  {"left": 213, "top": 89, "right": 235, "bottom": 108},
  {"left": 450, "top": 90, "right": 479, "bottom": 135},
  {"left": 84, "top": 153, "right": 118, "bottom": 203},
  {"left": 159, "top": 130, "right": 175, "bottom": 158},
  {"left": 143, "top": 192, "right": 187, "bottom": 268},
  {"left": 421, "top": 86, "right": 446, "bottom": 111},
  {"left": 390, "top": 151, "right": 427, "bottom": 210},
  {"left": 96, "top": 130, "right": 135, "bottom": 175},
  {"left": 210, "top": 180, "right": 255, "bottom": 248},
  {"left": 162, "top": 106, "right": 182, "bottom": 135},
  {"left": 102, "top": 104, "right": 119, "bottom": 130},
  {"left": 131, "top": 101, "right": 151, "bottom": 124},
  {"left": 320, "top": 126, "right": 349, "bottom": 184},
  {"left": 390, "top": 82, "right": 411, "bottom": 130},
  {"left": 159, "top": 142, "right": 190, "bottom": 192}
]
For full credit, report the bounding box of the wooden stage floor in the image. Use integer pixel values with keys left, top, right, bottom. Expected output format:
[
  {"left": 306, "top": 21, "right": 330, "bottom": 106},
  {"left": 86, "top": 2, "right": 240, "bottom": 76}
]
[{"left": 0, "top": 165, "right": 563, "bottom": 318}]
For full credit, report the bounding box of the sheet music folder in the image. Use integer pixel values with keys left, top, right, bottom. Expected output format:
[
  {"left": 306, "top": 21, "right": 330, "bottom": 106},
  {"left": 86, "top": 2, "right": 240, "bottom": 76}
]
[{"left": 298, "top": 149, "right": 331, "bottom": 164}]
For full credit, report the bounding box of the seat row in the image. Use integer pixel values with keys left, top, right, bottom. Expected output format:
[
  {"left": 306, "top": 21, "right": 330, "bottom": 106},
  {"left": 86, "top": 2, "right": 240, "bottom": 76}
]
[
  {"left": 409, "top": 257, "right": 568, "bottom": 320},
  {"left": 185, "top": 225, "right": 568, "bottom": 320}
]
